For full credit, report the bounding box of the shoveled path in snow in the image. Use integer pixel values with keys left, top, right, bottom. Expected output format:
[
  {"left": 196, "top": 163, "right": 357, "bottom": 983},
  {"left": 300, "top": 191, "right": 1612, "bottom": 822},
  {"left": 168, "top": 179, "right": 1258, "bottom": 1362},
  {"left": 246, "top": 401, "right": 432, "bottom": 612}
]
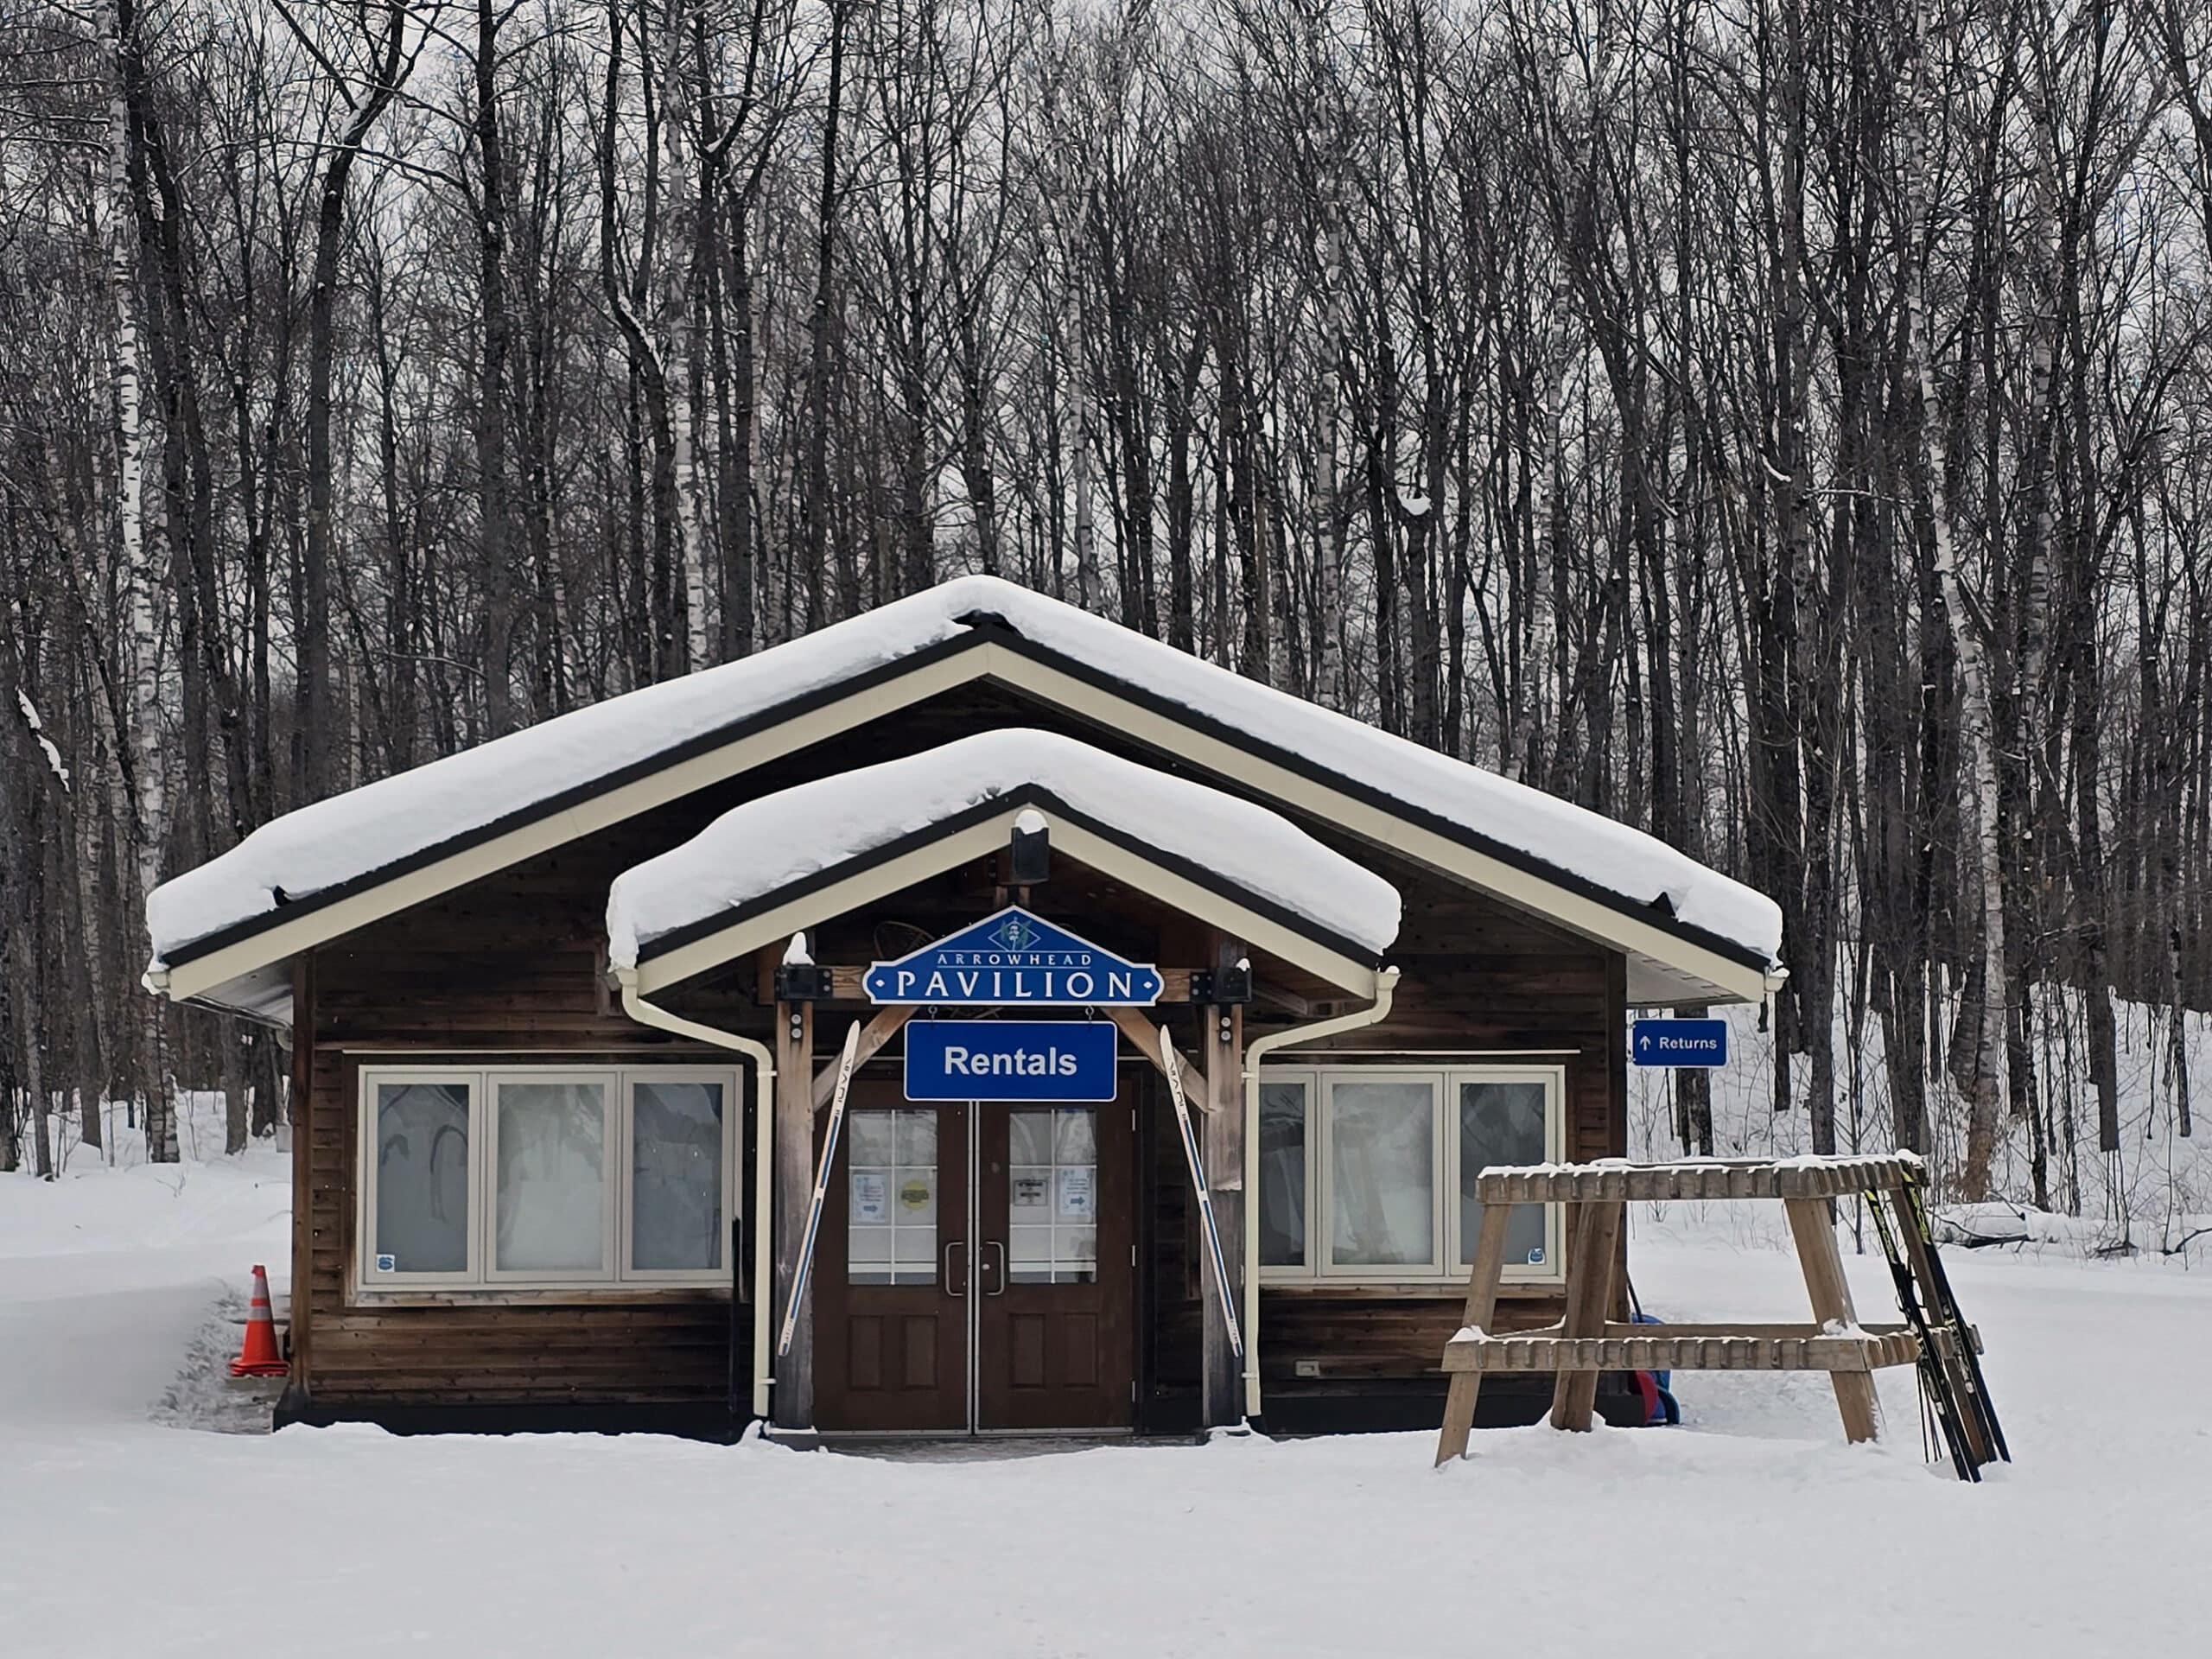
[{"left": 2, "top": 1172, "right": 2205, "bottom": 1658}]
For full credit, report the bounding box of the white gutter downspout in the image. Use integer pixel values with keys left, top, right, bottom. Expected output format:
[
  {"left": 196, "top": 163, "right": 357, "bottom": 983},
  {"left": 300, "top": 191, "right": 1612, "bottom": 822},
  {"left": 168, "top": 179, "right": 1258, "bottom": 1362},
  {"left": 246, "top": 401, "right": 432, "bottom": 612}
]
[
  {"left": 616, "top": 968, "right": 778, "bottom": 1420},
  {"left": 1239, "top": 965, "right": 1400, "bottom": 1421}
]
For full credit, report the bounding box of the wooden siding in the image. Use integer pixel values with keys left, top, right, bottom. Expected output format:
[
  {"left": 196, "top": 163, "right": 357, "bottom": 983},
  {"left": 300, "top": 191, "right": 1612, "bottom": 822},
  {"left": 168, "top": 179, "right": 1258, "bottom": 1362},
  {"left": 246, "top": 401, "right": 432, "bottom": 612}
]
[{"left": 290, "top": 688, "right": 1627, "bottom": 1421}]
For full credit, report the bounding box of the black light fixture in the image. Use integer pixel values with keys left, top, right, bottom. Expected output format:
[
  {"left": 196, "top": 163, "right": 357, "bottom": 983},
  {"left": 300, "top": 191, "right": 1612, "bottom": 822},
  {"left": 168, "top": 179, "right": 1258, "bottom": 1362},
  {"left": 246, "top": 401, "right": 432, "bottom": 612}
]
[
  {"left": 773, "top": 932, "right": 831, "bottom": 1001},
  {"left": 1193, "top": 959, "right": 1253, "bottom": 1006},
  {"left": 1007, "top": 808, "right": 1051, "bottom": 886}
]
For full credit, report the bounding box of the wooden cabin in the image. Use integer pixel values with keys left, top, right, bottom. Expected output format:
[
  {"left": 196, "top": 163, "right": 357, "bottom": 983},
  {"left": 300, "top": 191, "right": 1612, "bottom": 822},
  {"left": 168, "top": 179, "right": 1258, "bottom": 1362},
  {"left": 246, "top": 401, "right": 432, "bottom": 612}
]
[{"left": 144, "top": 577, "right": 1783, "bottom": 1439}]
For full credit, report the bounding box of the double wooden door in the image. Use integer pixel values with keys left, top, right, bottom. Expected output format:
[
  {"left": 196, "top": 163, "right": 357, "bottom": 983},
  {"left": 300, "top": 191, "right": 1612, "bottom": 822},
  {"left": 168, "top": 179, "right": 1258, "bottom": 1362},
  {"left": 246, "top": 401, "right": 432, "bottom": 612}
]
[{"left": 816, "top": 1079, "right": 1134, "bottom": 1433}]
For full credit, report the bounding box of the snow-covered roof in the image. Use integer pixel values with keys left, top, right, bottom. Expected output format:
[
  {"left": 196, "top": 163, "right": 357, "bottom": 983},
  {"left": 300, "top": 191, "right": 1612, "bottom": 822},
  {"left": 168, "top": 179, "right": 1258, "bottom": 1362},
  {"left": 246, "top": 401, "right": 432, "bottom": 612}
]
[
  {"left": 606, "top": 729, "right": 1402, "bottom": 973},
  {"left": 146, "top": 575, "right": 1782, "bottom": 1013}
]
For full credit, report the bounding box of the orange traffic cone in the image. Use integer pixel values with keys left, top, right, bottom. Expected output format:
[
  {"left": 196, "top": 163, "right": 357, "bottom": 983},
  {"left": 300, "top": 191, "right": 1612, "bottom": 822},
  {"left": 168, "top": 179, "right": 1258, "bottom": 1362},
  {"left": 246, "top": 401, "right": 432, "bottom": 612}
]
[{"left": 229, "top": 1264, "right": 288, "bottom": 1378}]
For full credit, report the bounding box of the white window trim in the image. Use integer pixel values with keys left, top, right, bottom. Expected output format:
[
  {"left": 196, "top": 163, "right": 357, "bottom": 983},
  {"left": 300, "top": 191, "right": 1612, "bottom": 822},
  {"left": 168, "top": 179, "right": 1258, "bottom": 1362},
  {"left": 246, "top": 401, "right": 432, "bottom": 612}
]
[
  {"left": 620, "top": 1066, "right": 743, "bottom": 1284},
  {"left": 359, "top": 1068, "right": 482, "bottom": 1288},
  {"left": 1319, "top": 1068, "right": 1447, "bottom": 1279},
  {"left": 485, "top": 1070, "right": 620, "bottom": 1286},
  {"left": 356, "top": 1064, "right": 739, "bottom": 1296},
  {"left": 1259, "top": 1063, "right": 1567, "bottom": 1289},
  {"left": 1449, "top": 1066, "right": 1567, "bottom": 1284}
]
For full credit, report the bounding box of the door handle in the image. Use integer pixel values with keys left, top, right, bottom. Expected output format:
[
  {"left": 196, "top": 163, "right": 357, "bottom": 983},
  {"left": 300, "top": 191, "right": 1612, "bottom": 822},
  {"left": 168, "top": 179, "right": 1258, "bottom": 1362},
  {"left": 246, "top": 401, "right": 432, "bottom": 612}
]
[
  {"left": 982, "top": 1239, "right": 1007, "bottom": 1295},
  {"left": 944, "top": 1239, "right": 967, "bottom": 1296}
]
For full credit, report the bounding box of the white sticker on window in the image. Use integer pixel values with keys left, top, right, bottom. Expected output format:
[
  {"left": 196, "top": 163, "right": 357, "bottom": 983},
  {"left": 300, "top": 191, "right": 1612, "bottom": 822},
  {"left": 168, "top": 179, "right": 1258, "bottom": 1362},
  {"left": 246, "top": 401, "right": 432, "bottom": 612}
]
[
  {"left": 375, "top": 1254, "right": 397, "bottom": 1273},
  {"left": 851, "top": 1172, "right": 889, "bottom": 1224},
  {"left": 1527, "top": 1246, "right": 1544, "bottom": 1265},
  {"left": 1057, "top": 1167, "right": 1095, "bottom": 1220}
]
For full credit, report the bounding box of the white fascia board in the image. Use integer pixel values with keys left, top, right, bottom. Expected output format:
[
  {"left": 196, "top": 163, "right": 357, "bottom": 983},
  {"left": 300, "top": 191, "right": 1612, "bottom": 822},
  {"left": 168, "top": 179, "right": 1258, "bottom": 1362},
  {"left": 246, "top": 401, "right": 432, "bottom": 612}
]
[
  {"left": 160, "top": 636, "right": 1769, "bottom": 1008},
  {"left": 973, "top": 645, "right": 1776, "bottom": 1005},
  {"left": 157, "top": 652, "right": 980, "bottom": 1005},
  {"left": 627, "top": 805, "right": 1383, "bottom": 998},
  {"left": 630, "top": 816, "right": 1009, "bottom": 995},
  {"left": 1042, "top": 819, "right": 1379, "bottom": 995}
]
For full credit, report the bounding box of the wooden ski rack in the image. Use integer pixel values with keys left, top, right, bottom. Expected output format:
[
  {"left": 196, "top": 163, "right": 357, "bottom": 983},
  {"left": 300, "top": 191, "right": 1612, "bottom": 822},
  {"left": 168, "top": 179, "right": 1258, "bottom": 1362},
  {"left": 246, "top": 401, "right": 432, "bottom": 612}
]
[{"left": 1434, "top": 1153, "right": 1985, "bottom": 1465}]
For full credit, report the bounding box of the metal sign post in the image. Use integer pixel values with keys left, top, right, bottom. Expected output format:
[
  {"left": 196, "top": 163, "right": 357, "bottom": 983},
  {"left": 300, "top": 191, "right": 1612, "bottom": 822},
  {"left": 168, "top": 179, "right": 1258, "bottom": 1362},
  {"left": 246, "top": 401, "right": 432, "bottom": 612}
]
[
  {"left": 777, "top": 1019, "right": 861, "bottom": 1360},
  {"left": 1158, "top": 1023, "right": 1243, "bottom": 1363}
]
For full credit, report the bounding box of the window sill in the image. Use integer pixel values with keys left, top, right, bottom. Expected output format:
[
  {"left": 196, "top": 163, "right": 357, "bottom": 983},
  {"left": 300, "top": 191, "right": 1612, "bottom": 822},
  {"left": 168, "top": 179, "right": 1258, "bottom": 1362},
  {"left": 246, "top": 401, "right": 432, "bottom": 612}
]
[
  {"left": 347, "top": 1285, "right": 733, "bottom": 1307},
  {"left": 1258, "top": 1281, "right": 1564, "bottom": 1299}
]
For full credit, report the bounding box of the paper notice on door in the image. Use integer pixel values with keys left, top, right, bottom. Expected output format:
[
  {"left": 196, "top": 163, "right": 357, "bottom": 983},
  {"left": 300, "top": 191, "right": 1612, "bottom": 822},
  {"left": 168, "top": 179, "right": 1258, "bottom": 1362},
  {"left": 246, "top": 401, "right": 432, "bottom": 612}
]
[
  {"left": 850, "top": 1171, "right": 889, "bottom": 1224},
  {"left": 1057, "top": 1166, "right": 1095, "bottom": 1220},
  {"left": 1013, "top": 1173, "right": 1049, "bottom": 1213}
]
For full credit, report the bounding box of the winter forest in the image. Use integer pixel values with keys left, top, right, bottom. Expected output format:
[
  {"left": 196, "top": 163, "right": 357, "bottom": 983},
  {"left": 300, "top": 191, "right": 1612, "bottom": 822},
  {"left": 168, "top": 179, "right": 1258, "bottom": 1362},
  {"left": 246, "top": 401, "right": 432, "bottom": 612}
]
[{"left": 0, "top": 0, "right": 2206, "bottom": 1218}]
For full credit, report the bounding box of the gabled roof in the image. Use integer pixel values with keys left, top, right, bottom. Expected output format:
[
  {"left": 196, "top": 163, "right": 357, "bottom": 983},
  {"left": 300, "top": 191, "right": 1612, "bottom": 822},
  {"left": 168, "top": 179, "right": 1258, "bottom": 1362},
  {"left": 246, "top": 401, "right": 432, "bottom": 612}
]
[
  {"left": 607, "top": 729, "right": 1401, "bottom": 997},
  {"left": 144, "top": 575, "right": 1783, "bottom": 1019}
]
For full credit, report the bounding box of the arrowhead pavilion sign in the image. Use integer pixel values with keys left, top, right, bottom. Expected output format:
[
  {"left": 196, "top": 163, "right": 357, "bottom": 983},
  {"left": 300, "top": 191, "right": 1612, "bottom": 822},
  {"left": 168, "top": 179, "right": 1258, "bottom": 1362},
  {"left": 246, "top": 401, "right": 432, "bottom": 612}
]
[
  {"left": 1632, "top": 1018, "right": 1729, "bottom": 1068},
  {"left": 864, "top": 906, "right": 1161, "bottom": 1007}
]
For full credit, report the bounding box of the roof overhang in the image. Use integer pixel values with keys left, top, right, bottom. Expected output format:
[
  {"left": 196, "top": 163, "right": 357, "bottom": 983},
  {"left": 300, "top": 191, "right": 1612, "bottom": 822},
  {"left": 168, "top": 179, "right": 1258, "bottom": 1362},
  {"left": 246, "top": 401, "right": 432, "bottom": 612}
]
[
  {"left": 155, "top": 619, "right": 1780, "bottom": 1019},
  {"left": 627, "top": 788, "right": 1389, "bottom": 1001}
]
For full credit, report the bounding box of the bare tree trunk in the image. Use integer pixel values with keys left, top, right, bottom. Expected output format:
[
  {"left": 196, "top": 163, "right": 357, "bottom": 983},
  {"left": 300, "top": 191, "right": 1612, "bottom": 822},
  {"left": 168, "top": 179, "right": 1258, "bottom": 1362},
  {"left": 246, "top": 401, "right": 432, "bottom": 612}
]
[
  {"left": 659, "top": 0, "right": 710, "bottom": 668},
  {"left": 1905, "top": 0, "right": 2003, "bottom": 1201},
  {"left": 108, "top": 0, "right": 175, "bottom": 1164}
]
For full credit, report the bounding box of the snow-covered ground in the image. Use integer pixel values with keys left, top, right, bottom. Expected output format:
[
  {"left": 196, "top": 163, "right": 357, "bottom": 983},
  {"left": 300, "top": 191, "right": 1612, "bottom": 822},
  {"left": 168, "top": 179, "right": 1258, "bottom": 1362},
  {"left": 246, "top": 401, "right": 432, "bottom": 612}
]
[{"left": 4, "top": 1094, "right": 2209, "bottom": 1657}]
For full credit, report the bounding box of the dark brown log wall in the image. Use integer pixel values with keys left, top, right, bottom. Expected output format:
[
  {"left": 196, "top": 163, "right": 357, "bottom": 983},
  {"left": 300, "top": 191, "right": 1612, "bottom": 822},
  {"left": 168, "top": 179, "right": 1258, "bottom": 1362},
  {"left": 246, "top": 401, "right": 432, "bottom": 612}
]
[{"left": 286, "top": 692, "right": 1628, "bottom": 1424}]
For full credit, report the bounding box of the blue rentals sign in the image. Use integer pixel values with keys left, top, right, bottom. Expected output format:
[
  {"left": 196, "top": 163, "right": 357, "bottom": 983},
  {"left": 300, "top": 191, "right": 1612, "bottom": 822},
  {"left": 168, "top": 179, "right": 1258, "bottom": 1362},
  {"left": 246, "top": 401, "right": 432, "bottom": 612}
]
[
  {"left": 904, "top": 1020, "right": 1119, "bottom": 1101},
  {"left": 1632, "top": 1018, "right": 1729, "bottom": 1067},
  {"left": 864, "top": 906, "right": 1162, "bottom": 1007}
]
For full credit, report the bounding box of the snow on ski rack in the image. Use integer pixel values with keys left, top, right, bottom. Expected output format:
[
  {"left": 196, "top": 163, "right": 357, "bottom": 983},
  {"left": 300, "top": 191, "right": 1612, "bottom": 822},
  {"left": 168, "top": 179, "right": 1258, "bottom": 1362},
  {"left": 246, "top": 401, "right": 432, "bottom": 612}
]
[{"left": 1469, "top": 1152, "right": 1925, "bottom": 1205}]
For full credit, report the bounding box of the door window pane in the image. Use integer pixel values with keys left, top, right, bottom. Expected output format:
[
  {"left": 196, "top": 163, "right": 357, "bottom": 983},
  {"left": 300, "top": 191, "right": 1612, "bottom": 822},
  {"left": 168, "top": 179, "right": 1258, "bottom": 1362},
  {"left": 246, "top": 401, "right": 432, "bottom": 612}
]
[
  {"left": 1329, "top": 1079, "right": 1435, "bottom": 1268},
  {"left": 373, "top": 1081, "right": 471, "bottom": 1273},
  {"left": 1008, "top": 1107, "right": 1097, "bottom": 1283},
  {"left": 495, "top": 1081, "right": 607, "bottom": 1273},
  {"left": 632, "top": 1080, "right": 725, "bottom": 1271},
  {"left": 1459, "top": 1080, "right": 1551, "bottom": 1268},
  {"left": 849, "top": 1108, "right": 936, "bottom": 1286},
  {"left": 1258, "top": 1080, "right": 1307, "bottom": 1267}
]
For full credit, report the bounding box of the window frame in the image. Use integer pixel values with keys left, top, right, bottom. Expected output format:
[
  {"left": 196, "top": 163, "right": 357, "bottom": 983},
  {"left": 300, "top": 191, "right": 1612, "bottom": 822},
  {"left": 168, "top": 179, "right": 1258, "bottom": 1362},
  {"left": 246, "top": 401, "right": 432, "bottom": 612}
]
[
  {"left": 359, "top": 1067, "right": 483, "bottom": 1288},
  {"left": 1258, "top": 1062, "right": 1567, "bottom": 1289},
  {"left": 355, "top": 1063, "right": 740, "bottom": 1296},
  {"left": 1449, "top": 1065, "right": 1567, "bottom": 1283},
  {"left": 484, "top": 1069, "right": 621, "bottom": 1286},
  {"left": 620, "top": 1066, "right": 742, "bottom": 1284},
  {"left": 1318, "top": 1067, "right": 1446, "bottom": 1279}
]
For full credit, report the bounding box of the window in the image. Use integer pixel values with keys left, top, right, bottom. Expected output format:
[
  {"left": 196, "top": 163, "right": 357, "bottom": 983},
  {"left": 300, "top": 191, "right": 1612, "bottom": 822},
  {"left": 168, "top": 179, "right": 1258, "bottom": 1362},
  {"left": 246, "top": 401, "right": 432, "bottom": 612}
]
[
  {"left": 1007, "top": 1107, "right": 1098, "bottom": 1285},
  {"left": 1256, "top": 1079, "right": 1309, "bottom": 1268},
  {"left": 359, "top": 1065, "right": 739, "bottom": 1292},
  {"left": 1258, "top": 1065, "right": 1564, "bottom": 1286},
  {"left": 846, "top": 1107, "right": 939, "bottom": 1287}
]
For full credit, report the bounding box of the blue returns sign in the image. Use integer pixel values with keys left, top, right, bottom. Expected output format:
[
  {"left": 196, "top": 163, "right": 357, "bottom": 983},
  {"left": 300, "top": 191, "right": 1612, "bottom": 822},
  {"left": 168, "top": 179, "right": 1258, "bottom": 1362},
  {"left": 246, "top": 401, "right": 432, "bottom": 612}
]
[
  {"left": 904, "top": 1020, "right": 1119, "bottom": 1102},
  {"left": 1631, "top": 1018, "right": 1729, "bottom": 1067}
]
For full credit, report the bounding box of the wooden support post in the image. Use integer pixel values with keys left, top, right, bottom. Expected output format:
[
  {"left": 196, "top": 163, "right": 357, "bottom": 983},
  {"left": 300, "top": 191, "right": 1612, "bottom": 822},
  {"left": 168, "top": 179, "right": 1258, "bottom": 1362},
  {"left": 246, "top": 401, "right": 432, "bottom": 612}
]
[
  {"left": 1434, "top": 1199, "right": 1514, "bottom": 1464},
  {"left": 283, "top": 954, "right": 315, "bottom": 1409},
  {"left": 1105, "top": 1006, "right": 1205, "bottom": 1104},
  {"left": 1783, "top": 1197, "right": 1881, "bottom": 1445},
  {"left": 772, "top": 997, "right": 815, "bottom": 1431},
  {"left": 1200, "top": 1002, "right": 1244, "bottom": 1428},
  {"left": 1549, "top": 1198, "right": 1623, "bottom": 1431},
  {"left": 811, "top": 1005, "right": 914, "bottom": 1111}
]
